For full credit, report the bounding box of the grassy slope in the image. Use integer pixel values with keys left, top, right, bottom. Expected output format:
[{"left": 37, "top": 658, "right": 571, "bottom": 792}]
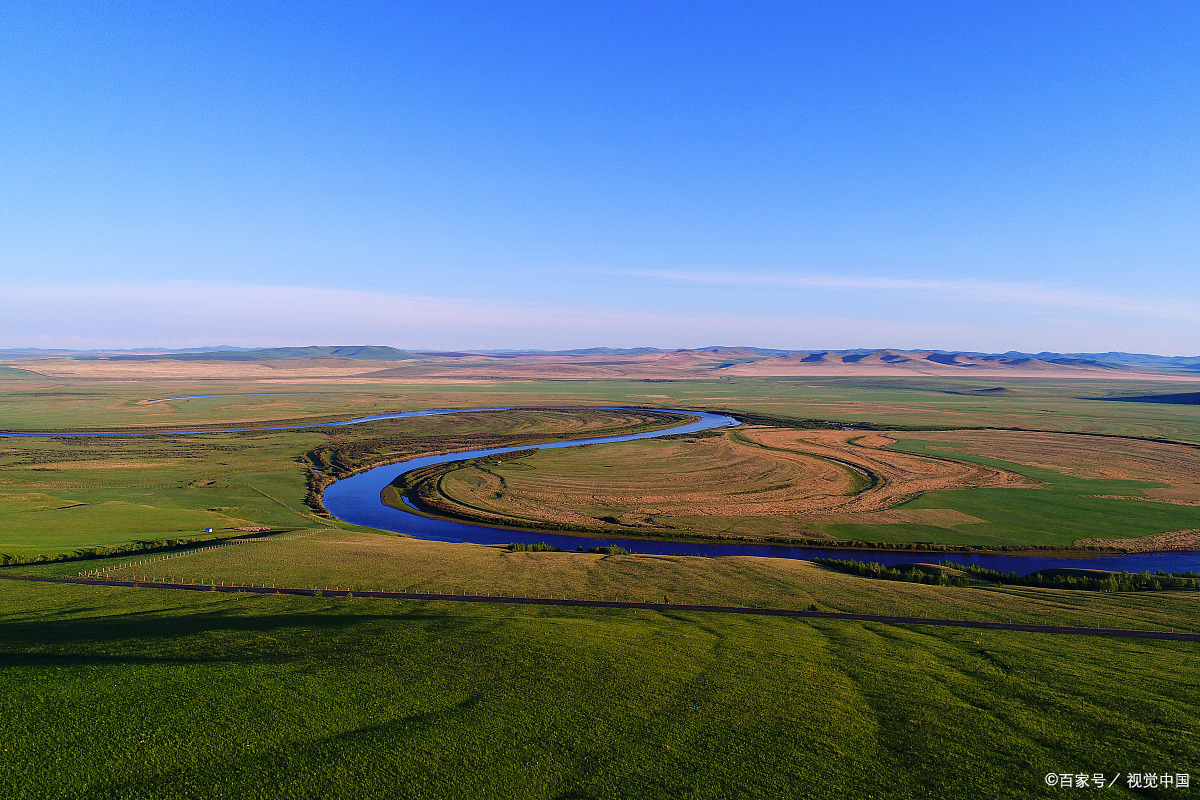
[
  {"left": 1, "top": 577, "right": 1196, "bottom": 800},
  {"left": 24, "top": 531, "right": 1200, "bottom": 632}
]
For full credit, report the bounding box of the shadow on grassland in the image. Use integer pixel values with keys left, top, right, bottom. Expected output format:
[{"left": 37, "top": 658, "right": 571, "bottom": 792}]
[{"left": 0, "top": 603, "right": 518, "bottom": 668}]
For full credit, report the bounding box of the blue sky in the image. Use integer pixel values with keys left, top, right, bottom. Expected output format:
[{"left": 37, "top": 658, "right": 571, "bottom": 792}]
[{"left": 2, "top": 2, "right": 1198, "bottom": 352}]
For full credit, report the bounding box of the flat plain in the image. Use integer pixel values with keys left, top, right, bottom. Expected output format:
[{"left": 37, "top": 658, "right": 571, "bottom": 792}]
[{"left": 1, "top": 358, "right": 1199, "bottom": 798}]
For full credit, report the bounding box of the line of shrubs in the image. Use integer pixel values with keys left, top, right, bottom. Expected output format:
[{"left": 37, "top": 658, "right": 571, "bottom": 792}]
[
  {"left": 812, "top": 558, "right": 969, "bottom": 586},
  {"left": 303, "top": 467, "right": 335, "bottom": 514},
  {"left": 813, "top": 557, "right": 1200, "bottom": 592},
  {"left": 506, "top": 542, "right": 629, "bottom": 555},
  {"left": 945, "top": 562, "right": 1200, "bottom": 592},
  {"left": 0, "top": 531, "right": 275, "bottom": 567},
  {"left": 801, "top": 538, "right": 1150, "bottom": 554}
]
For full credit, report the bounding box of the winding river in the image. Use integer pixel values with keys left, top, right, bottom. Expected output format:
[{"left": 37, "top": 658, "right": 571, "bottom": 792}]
[
  {"left": 6, "top": 404, "right": 1200, "bottom": 575},
  {"left": 320, "top": 408, "right": 1200, "bottom": 576}
]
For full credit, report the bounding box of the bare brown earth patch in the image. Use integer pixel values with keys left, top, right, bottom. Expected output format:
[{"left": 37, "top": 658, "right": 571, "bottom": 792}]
[
  {"left": 1145, "top": 484, "right": 1200, "bottom": 501},
  {"left": 848, "top": 433, "right": 898, "bottom": 448}
]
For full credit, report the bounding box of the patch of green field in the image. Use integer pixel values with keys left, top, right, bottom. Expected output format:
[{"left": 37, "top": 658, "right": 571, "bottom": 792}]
[
  {"left": 0, "top": 384, "right": 389, "bottom": 431},
  {"left": 0, "top": 577, "right": 1196, "bottom": 799},
  {"left": 0, "top": 431, "right": 333, "bottom": 556},
  {"left": 0, "top": 366, "right": 39, "bottom": 378},
  {"left": 0, "top": 494, "right": 259, "bottom": 552},
  {"left": 819, "top": 439, "right": 1200, "bottom": 547},
  {"left": 0, "top": 410, "right": 691, "bottom": 557}
]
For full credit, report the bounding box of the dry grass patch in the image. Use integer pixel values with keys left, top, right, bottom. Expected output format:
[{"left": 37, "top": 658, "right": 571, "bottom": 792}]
[
  {"left": 902, "top": 430, "right": 1200, "bottom": 508},
  {"left": 902, "top": 430, "right": 1200, "bottom": 483},
  {"left": 24, "top": 460, "right": 184, "bottom": 471},
  {"left": 422, "top": 427, "right": 1030, "bottom": 538},
  {"left": 1074, "top": 529, "right": 1200, "bottom": 552},
  {"left": 20, "top": 358, "right": 386, "bottom": 380},
  {"left": 740, "top": 428, "right": 1032, "bottom": 511}
]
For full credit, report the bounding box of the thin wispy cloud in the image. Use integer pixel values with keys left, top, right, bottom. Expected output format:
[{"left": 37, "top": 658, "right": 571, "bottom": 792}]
[{"left": 613, "top": 269, "right": 1199, "bottom": 323}]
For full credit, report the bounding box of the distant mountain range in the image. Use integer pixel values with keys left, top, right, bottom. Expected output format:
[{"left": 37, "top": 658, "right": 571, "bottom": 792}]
[
  {"left": 1005, "top": 351, "right": 1200, "bottom": 372},
  {"left": 712, "top": 350, "right": 1127, "bottom": 377},
  {"left": 2, "top": 345, "right": 1199, "bottom": 376},
  {"left": 0, "top": 345, "right": 428, "bottom": 362}
]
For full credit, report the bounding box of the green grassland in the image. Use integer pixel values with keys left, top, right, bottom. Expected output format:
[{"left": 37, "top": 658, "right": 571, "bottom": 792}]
[
  {"left": 0, "top": 409, "right": 687, "bottom": 558},
  {"left": 0, "top": 431, "right": 332, "bottom": 555},
  {"left": 820, "top": 439, "right": 1200, "bottom": 547},
  {"left": 1, "top": 573, "right": 1197, "bottom": 799},
  {"left": 4, "top": 373, "right": 1200, "bottom": 439},
  {"left": 3, "top": 377, "right": 1200, "bottom": 553},
  {"left": 3, "top": 375, "right": 1200, "bottom": 797},
  {"left": 3, "top": 377, "right": 1198, "bottom": 553},
  {"left": 33, "top": 529, "right": 1200, "bottom": 633}
]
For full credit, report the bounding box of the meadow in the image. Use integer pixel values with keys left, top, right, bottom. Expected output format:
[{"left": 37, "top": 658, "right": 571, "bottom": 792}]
[
  {"left": 6, "top": 370, "right": 1200, "bottom": 439},
  {"left": 32, "top": 529, "right": 1200, "bottom": 632},
  {"left": 0, "top": 407, "right": 687, "bottom": 558},
  {"left": 2, "top": 368, "right": 1199, "bottom": 797},
  {"left": 1, "top": 572, "right": 1197, "bottom": 800}
]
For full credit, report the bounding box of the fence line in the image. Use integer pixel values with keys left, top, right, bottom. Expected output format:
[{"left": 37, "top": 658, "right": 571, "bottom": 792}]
[{"left": 78, "top": 537, "right": 274, "bottom": 579}]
